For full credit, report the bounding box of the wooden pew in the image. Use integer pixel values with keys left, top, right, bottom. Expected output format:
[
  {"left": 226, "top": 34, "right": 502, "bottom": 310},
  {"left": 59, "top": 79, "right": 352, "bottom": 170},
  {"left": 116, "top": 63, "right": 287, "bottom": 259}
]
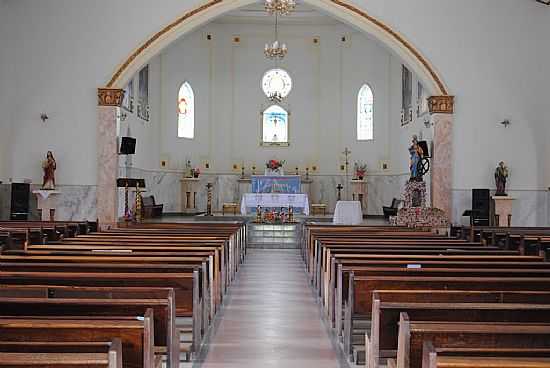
[
  {"left": 0, "top": 270, "right": 201, "bottom": 355},
  {"left": 344, "top": 275, "right": 550, "bottom": 359},
  {"left": 421, "top": 342, "right": 550, "bottom": 368},
  {"left": 0, "top": 296, "right": 177, "bottom": 368},
  {"left": 396, "top": 316, "right": 550, "bottom": 368},
  {"left": 0, "top": 309, "right": 155, "bottom": 368},
  {"left": 0, "top": 340, "right": 122, "bottom": 368},
  {"left": 369, "top": 297, "right": 550, "bottom": 368}
]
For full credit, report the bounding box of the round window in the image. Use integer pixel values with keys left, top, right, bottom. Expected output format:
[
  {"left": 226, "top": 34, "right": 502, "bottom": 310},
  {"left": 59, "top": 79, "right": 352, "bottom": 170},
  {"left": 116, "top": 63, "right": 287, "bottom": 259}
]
[{"left": 262, "top": 68, "right": 292, "bottom": 99}]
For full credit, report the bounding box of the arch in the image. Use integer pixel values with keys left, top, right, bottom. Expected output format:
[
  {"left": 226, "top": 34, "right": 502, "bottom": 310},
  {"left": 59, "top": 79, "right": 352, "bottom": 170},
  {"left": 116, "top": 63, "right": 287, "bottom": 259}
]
[
  {"left": 105, "top": 0, "right": 449, "bottom": 96},
  {"left": 178, "top": 81, "right": 195, "bottom": 139},
  {"left": 357, "top": 84, "right": 374, "bottom": 141}
]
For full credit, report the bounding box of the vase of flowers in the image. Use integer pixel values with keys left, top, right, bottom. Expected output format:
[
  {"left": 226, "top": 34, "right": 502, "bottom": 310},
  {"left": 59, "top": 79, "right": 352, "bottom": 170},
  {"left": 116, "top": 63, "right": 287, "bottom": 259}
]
[
  {"left": 191, "top": 167, "right": 201, "bottom": 178},
  {"left": 354, "top": 162, "right": 367, "bottom": 180},
  {"left": 265, "top": 159, "right": 285, "bottom": 176}
]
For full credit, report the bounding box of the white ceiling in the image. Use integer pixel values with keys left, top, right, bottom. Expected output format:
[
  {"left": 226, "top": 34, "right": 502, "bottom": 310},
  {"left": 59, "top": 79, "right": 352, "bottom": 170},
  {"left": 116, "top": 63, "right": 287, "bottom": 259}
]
[{"left": 214, "top": 1, "right": 341, "bottom": 25}]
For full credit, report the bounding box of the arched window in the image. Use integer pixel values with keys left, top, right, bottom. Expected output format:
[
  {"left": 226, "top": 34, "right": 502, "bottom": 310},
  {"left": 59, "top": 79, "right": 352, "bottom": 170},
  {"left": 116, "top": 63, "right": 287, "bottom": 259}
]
[
  {"left": 178, "top": 82, "right": 194, "bottom": 139},
  {"left": 262, "top": 105, "right": 289, "bottom": 146},
  {"left": 357, "top": 84, "right": 374, "bottom": 141}
]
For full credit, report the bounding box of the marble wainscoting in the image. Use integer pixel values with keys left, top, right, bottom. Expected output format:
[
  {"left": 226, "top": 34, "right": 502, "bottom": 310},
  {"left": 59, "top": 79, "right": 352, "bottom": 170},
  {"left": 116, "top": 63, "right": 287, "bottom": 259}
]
[
  {"left": 0, "top": 184, "right": 97, "bottom": 221},
  {"left": 119, "top": 167, "right": 410, "bottom": 216},
  {"left": 451, "top": 189, "right": 550, "bottom": 227}
]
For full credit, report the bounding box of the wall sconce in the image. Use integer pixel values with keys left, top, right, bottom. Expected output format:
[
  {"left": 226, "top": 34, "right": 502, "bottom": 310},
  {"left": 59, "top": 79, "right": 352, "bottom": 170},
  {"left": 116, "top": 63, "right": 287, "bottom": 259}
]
[
  {"left": 424, "top": 119, "right": 431, "bottom": 128},
  {"left": 500, "top": 119, "right": 511, "bottom": 128},
  {"left": 40, "top": 113, "right": 49, "bottom": 123},
  {"left": 118, "top": 111, "right": 128, "bottom": 122}
]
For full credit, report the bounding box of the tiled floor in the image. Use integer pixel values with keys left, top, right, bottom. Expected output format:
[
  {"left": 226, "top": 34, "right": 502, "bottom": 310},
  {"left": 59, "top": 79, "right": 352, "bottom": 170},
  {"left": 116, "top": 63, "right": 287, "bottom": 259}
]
[{"left": 196, "top": 249, "right": 345, "bottom": 368}]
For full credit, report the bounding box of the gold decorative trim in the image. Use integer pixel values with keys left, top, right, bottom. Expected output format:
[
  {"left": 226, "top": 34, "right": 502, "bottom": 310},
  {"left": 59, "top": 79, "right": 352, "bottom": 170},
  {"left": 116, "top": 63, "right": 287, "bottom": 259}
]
[
  {"left": 98, "top": 88, "right": 125, "bottom": 107},
  {"left": 105, "top": 0, "right": 448, "bottom": 96},
  {"left": 329, "top": 0, "right": 448, "bottom": 96},
  {"left": 428, "top": 95, "right": 454, "bottom": 114},
  {"left": 107, "top": 0, "right": 222, "bottom": 88}
]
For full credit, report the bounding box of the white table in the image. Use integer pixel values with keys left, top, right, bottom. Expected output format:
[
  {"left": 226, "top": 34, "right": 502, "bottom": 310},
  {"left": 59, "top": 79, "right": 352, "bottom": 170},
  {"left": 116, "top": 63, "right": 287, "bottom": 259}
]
[
  {"left": 241, "top": 193, "right": 310, "bottom": 216},
  {"left": 333, "top": 200, "right": 363, "bottom": 225}
]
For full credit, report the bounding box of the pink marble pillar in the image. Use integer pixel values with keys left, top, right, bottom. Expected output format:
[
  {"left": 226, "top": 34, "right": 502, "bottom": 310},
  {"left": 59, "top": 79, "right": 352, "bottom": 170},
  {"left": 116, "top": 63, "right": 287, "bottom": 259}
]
[
  {"left": 97, "top": 89, "right": 124, "bottom": 229},
  {"left": 431, "top": 114, "right": 453, "bottom": 218},
  {"left": 428, "top": 95, "right": 455, "bottom": 221}
]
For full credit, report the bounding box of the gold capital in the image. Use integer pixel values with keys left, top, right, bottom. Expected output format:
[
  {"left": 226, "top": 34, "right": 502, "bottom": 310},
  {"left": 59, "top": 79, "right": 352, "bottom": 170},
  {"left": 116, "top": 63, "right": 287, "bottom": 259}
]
[
  {"left": 98, "top": 88, "right": 125, "bottom": 107},
  {"left": 428, "top": 95, "right": 454, "bottom": 114}
]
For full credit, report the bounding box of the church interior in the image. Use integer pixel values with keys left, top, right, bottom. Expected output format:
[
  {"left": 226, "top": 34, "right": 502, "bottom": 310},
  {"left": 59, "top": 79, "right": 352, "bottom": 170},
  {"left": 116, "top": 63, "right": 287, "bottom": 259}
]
[{"left": 1, "top": 0, "right": 550, "bottom": 367}]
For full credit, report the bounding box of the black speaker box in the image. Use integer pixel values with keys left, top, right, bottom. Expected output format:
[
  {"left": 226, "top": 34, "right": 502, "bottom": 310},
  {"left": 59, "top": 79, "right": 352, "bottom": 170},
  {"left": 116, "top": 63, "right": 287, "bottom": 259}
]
[
  {"left": 472, "top": 188, "right": 490, "bottom": 226},
  {"left": 10, "top": 183, "right": 30, "bottom": 220},
  {"left": 120, "top": 137, "right": 136, "bottom": 155}
]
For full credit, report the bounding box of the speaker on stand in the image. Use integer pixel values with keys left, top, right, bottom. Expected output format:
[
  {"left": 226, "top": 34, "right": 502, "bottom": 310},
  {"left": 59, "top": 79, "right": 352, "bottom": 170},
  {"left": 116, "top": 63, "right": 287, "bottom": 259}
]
[
  {"left": 10, "top": 183, "right": 30, "bottom": 220},
  {"left": 472, "top": 189, "right": 490, "bottom": 226}
]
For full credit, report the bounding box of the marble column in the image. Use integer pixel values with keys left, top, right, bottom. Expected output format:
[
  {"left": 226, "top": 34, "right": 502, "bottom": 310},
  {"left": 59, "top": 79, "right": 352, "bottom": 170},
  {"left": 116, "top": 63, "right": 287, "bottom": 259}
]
[
  {"left": 429, "top": 96, "right": 454, "bottom": 221},
  {"left": 97, "top": 88, "right": 124, "bottom": 229}
]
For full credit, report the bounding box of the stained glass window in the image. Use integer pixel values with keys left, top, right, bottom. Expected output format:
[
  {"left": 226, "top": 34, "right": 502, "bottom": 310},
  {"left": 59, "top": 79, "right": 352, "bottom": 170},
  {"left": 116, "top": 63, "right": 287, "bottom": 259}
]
[
  {"left": 357, "top": 84, "right": 374, "bottom": 141},
  {"left": 262, "top": 105, "right": 288, "bottom": 145},
  {"left": 178, "top": 82, "right": 194, "bottom": 139}
]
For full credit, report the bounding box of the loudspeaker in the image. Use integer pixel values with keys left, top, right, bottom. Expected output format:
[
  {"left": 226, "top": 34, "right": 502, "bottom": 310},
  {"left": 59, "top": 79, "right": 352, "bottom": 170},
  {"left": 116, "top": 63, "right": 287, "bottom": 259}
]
[
  {"left": 10, "top": 183, "right": 30, "bottom": 220},
  {"left": 472, "top": 188, "right": 490, "bottom": 226},
  {"left": 120, "top": 137, "right": 136, "bottom": 155}
]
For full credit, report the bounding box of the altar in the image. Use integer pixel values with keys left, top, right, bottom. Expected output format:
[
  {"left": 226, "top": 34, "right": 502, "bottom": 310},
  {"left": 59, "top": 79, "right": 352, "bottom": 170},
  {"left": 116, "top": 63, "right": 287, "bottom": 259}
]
[
  {"left": 241, "top": 193, "right": 310, "bottom": 215},
  {"left": 241, "top": 175, "right": 310, "bottom": 215}
]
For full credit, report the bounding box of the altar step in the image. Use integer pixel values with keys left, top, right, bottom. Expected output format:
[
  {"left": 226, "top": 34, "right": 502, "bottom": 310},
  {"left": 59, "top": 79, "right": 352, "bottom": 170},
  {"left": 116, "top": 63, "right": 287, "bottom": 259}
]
[{"left": 247, "top": 223, "right": 302, "bottom": 249}]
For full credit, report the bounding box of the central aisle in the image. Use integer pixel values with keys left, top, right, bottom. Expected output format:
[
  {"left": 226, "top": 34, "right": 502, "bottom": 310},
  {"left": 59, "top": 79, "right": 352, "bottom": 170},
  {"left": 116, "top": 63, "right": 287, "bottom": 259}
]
[{"left": 198, "top": 249, "right": 343, "bottom": 368}]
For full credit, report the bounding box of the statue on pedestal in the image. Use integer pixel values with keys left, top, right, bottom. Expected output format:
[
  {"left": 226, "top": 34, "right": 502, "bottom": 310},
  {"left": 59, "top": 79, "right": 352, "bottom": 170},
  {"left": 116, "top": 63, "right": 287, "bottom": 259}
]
[
  {"left": 41, "top": 151, "right": 56, "bottom": 190},
  {"left": 408, "top": 135, "right": 422, "bottom": 181},
  {"left": 494, "top": 161, "right": 509, "bottom": 196}
]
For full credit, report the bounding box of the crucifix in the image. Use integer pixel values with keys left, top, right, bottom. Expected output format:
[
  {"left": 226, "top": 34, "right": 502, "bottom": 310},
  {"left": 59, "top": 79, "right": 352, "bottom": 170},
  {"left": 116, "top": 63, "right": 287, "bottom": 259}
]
[
  {"left": 336, "top": 184, "right": 343, "bottom": 201},
  {"left": 342, "top": 147, "right": 351, "bottom": 200}
]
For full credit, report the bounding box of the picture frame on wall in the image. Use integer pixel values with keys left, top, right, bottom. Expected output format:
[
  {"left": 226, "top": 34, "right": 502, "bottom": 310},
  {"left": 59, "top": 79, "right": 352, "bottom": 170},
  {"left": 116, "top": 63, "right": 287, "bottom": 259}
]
[
  {"left": 401, "top": 64, "right": 412, "bottom": 126},
  {"left": 417, "top": 81, "right": 429, "bottom": 117},
  {"left": 122, "top": 78, "right": 134, "bottom": 113},
  {"left": 137, "top": 65, "right": 150, "bottom": 122}
]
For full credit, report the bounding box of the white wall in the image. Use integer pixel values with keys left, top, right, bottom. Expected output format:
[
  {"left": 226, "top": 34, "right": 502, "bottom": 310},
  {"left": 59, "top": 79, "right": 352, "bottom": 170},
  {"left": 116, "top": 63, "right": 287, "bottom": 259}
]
[
  {"left": 0, "top": 0, "right": 549, "bottom": 207},
  {"left": 0, "top": 0, "right": 14, "bottom": 182},
  {"left": 157, "top": 22, "right": 400, "bottom": 175}
]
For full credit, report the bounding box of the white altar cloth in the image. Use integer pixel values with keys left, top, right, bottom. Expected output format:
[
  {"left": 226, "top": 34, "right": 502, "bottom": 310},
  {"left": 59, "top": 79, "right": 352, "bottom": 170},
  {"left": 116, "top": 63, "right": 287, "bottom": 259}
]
[
  {"left": 333, "top": 200, "right": 363, "bottom": 225},
  {"left": 241, "top": 193, "right": 310, "bottom": 216}
]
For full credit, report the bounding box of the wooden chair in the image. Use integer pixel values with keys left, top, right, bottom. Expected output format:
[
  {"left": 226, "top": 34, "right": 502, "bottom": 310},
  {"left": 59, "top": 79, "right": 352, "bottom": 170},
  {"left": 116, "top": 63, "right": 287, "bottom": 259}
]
[
  {"left": 311, "top": 204, "right": 327, "bottom": 216},
  {"left": 142, "top": 196, "right": 163, "bottom": 218},
  {"left": 222, "top": 203, "right": 239, "bottom": 216}
]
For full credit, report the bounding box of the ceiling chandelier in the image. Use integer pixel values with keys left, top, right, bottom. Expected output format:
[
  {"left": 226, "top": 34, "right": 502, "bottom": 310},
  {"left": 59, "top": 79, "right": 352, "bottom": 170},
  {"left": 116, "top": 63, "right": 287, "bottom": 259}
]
[
  {"left": 264, "top": 12, "right": 287, "bottom": 60},
  {"left": 268, "top": 91, "right": 284, "bottom": 104},
  {"left": 264, "top": 0, "right": 296, "bottom": 16}
]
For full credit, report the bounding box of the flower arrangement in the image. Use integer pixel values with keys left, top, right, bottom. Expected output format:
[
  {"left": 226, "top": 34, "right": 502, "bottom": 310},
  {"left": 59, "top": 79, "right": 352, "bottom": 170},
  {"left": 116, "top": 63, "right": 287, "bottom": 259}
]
[
  {"left": 354, "top": 162, "right": 367, "bottom": 180},
  {"left": 191, "top": 167, "right": 201, "bottom": 178},
  {"left": 266, "top": 159, "right": 285, "bottom": 170}
]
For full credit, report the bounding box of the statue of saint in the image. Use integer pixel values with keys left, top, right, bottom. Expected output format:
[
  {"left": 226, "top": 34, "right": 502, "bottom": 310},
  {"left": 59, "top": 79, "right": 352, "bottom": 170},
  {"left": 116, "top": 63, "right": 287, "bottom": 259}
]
[
  {"left": 494, "top": 161, "right": 509, "bottom": 196},
  {"left": 408, "top": 135, "right": 424, "bottom": 182},
  {"left": 185, "top": 160, "right": 193, "bottom": 178},
  {"left": 42, "top": 151, "right": 56, "bottom": 190}
]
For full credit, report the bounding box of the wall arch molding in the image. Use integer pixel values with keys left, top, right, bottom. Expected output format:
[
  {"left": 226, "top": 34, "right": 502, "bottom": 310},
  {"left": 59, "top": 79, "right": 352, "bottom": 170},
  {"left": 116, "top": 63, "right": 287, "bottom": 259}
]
[{"left": 105, "top": 0, "right": 449, "bottom": 96}]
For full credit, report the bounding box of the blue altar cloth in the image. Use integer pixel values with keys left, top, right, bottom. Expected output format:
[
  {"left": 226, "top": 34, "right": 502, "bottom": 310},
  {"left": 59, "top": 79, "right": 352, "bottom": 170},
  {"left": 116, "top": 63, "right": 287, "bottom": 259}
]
[{"left": 251, "top": 175, "right": 301, "bottom": 194}]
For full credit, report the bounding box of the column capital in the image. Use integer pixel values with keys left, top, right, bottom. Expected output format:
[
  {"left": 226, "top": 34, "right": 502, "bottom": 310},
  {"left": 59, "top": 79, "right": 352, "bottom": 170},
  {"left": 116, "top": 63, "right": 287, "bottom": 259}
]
[
  {"left": 98, "top": 88, "right": 125, "bottom": 107},
  {"left": 428, "top": 95, "right": 454, "bottom": 114}
]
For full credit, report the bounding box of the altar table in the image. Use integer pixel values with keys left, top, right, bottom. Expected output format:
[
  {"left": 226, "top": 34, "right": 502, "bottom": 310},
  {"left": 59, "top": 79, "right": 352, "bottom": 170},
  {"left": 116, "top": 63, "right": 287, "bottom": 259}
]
[
  {"left": 241, "top": 193, "right": 310, "bottom": 216},
  {"left": 333, "top": 200, "right": 363, "bottom": 225}
]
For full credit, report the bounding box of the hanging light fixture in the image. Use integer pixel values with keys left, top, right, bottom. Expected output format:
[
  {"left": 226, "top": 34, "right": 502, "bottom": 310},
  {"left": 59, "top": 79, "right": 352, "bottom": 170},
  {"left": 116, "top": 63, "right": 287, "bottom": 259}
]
[
  {"left": 264, "top": 13, "right": 288, "bottom": 60},
  {"left": 268, "top": 91, "right": 283, "bottom": 104},
  {"left": 265, "top": 0, "right": 296, "bottom": 16}
]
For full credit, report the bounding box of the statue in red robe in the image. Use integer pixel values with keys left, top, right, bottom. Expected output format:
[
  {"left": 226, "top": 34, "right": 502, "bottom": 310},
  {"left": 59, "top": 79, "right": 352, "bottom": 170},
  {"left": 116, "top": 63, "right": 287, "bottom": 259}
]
[{"left": 42, "top": 151, "right": 56, "bottom": 190}]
